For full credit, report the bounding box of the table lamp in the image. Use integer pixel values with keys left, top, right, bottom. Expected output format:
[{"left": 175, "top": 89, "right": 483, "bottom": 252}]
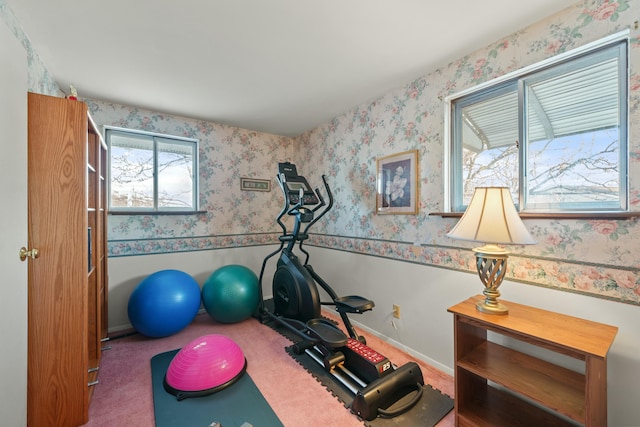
[{"left": 447, "top": 187, "right": 536, "bottom": 314}]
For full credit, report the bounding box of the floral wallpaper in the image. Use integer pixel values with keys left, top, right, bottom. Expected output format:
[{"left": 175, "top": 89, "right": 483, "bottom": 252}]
[
  {"left": 7, "top": 0, "right": 640, "bottom": 305},
  {"left": 296, "top": 0, "right": 640, "bottom": 305},
  {"left": 0, "top": 0, "right": 61, "bottom": 97},
  {"left": 85, "top": 100, "right": 295, "bottom": 256}
]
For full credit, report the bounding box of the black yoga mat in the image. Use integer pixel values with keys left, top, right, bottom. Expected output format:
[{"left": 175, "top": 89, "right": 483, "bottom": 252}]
[{"left": 151, "top": 349, "right": 283, "bottom": 427}]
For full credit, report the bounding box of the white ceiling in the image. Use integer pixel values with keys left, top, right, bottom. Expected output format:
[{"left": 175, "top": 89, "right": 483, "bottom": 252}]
[{"left": 6, "top": 0, "right": 578, "bottom": 137}]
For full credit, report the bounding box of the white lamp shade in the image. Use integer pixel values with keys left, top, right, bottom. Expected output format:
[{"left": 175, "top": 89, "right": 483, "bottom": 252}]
[{"left": 447, "top": 187, "right": 536, "bottom": 245}]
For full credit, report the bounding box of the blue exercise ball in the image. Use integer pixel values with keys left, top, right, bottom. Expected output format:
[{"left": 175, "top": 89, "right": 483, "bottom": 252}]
[
  {"left": 202, "top": 265, "right": 259, "bottom": 324},
  {"left": 128, "top": 269, "right": 201, "bottom": 338}
]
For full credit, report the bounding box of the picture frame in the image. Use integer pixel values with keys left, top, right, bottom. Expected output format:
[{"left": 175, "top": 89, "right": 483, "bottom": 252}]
[
  {"left": 240, "top": 177, "right": 271, "bottom": 192},
  {"left": 376, "top": 150, "right": 419, "bottom": 215}
]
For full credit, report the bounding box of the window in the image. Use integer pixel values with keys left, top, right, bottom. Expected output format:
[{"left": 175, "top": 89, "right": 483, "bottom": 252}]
[
  {"left": 105, "top": 127, "right": 199, "bottom": 212},
  {"left": 449, "top": 37, "right": 628, "bottom": 213}
]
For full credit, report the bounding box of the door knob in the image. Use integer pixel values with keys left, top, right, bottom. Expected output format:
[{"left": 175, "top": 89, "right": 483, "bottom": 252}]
[{"left": 19, "top": 247, "right": 39, "bottom": 261}]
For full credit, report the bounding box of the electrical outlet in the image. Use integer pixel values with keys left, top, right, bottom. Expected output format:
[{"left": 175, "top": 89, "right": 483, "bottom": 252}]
[{"left": 393, "top": 304, "right": 400, "bottom": 319}]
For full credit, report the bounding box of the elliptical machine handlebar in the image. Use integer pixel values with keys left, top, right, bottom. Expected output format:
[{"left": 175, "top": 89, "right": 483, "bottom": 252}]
[
  {"left": 274, "top": 171, "right": 334, "bottom": 245},
  {"left": 274, "top": 173, "right": 291, "bottom": 236},
  {"left": 302, "top": 175, "right": 332, "bottom": 237}
]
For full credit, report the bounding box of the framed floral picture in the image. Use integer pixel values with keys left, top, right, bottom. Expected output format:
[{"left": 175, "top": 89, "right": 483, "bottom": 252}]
[{"left": 376, "top": 150, "right": 419, "bottom": 215}]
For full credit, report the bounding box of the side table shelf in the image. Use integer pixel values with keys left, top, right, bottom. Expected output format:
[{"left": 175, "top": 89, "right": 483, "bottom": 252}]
[{"left": 448, "top": 296, "right": 617, "bottom": 427}]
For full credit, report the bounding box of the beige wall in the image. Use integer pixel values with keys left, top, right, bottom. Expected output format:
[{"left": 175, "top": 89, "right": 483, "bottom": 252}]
[
  {"left": 109, "top": 244, "right": 640, "bottom": 425},
  {"left": 308, "top": 246, "right": 640, "bottom": 426},
  {"left": 107, "top": 246, "right": 279, "bottom": 332}
]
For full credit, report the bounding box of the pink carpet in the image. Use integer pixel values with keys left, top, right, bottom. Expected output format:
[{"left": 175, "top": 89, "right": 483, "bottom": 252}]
[{"left": 85, "top": 312, "right": 454, "bottom": 426}]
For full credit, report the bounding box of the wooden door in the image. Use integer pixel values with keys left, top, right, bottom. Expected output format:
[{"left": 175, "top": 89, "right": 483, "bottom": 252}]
[
  {"left": 27, "top": 93, "right": 89, "bottom": 426},
  {"left": 0, "top": 21, "right": 28, "bottom": 427}
]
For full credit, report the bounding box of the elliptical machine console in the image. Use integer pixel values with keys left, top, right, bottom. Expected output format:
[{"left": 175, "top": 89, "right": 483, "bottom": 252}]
[
  {"left": 278, "top": 162, "right": 319, "bottom": 205},
  {"left": 257, "top": 162, "right": 425, "bottom": 421}
]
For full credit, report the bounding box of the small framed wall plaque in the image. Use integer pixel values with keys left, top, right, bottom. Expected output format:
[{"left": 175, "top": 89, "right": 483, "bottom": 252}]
[{"left": 240, "top": 177, "right": 271, "bottom": 192}]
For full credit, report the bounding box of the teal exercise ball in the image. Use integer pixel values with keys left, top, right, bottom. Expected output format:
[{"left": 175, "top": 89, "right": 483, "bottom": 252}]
[{"left": 202, "top": 265, "right": 259, "bottom": 324}]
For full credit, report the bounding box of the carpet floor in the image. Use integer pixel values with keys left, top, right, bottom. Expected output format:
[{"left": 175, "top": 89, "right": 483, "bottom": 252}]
[{"left": 85, "top": 312, "right": 454, "bottom": 427}]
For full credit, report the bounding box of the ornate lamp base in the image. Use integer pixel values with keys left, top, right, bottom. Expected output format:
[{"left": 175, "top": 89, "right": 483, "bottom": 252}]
[
  {"left": 474, "top": 244, "right": 510, "bottom": 315},
  {"left": 476, "top": 289, "right": 509, "bottom": 314}
]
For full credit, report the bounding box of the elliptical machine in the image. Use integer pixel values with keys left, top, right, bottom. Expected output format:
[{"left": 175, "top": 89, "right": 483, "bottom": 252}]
[{"left": 257, "top": 162, "right": 424, "bottom": 421}]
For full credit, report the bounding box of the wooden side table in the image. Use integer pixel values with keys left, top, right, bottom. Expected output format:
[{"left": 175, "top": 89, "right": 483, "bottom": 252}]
[{"left": 448, "top": 295, "right": 618, "bottom": 427}]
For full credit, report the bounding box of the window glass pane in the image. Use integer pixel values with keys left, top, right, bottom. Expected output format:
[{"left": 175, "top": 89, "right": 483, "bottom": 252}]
[
  {"left": 109, "top": 132, "right": 154, "bottom": 208},
  {"left": 460, "top": 91, "right": 519, "bottom": 207},
  {"left": 450, "top": 38, "right": 626, "bottom": 213},
  {"left": 525, "top": 54, "right": 622, "bottom": 210},
  {"left": 107, "top": 128, "right": 199, "bottom": 212},
  {"left": 526, "top": 129, "right": 620, "bottom": 209},
  {"left": 157, "top": 139, "right": 195, "bottom": 209}
]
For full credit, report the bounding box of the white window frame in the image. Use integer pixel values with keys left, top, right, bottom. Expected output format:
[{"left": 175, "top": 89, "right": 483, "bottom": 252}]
[
  {"left": 444, "top": 31, "right": 629, "bottom": 214},
  {"left": 105, "top": 126, "right": 200, "bottom": 213}
]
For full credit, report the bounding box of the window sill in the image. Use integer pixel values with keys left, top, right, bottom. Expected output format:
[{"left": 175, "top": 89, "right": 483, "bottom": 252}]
[
  {"left": 430, "top": 211, "right": 640, "bottom": 220},
  {"left": 109, "top": 210, "right": 208, "bottom": 216}
]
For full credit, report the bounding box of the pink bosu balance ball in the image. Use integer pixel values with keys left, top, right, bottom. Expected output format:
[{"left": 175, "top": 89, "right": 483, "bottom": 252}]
[{"left": 163, "top": 334, "right": 247, "bottom": 400}]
